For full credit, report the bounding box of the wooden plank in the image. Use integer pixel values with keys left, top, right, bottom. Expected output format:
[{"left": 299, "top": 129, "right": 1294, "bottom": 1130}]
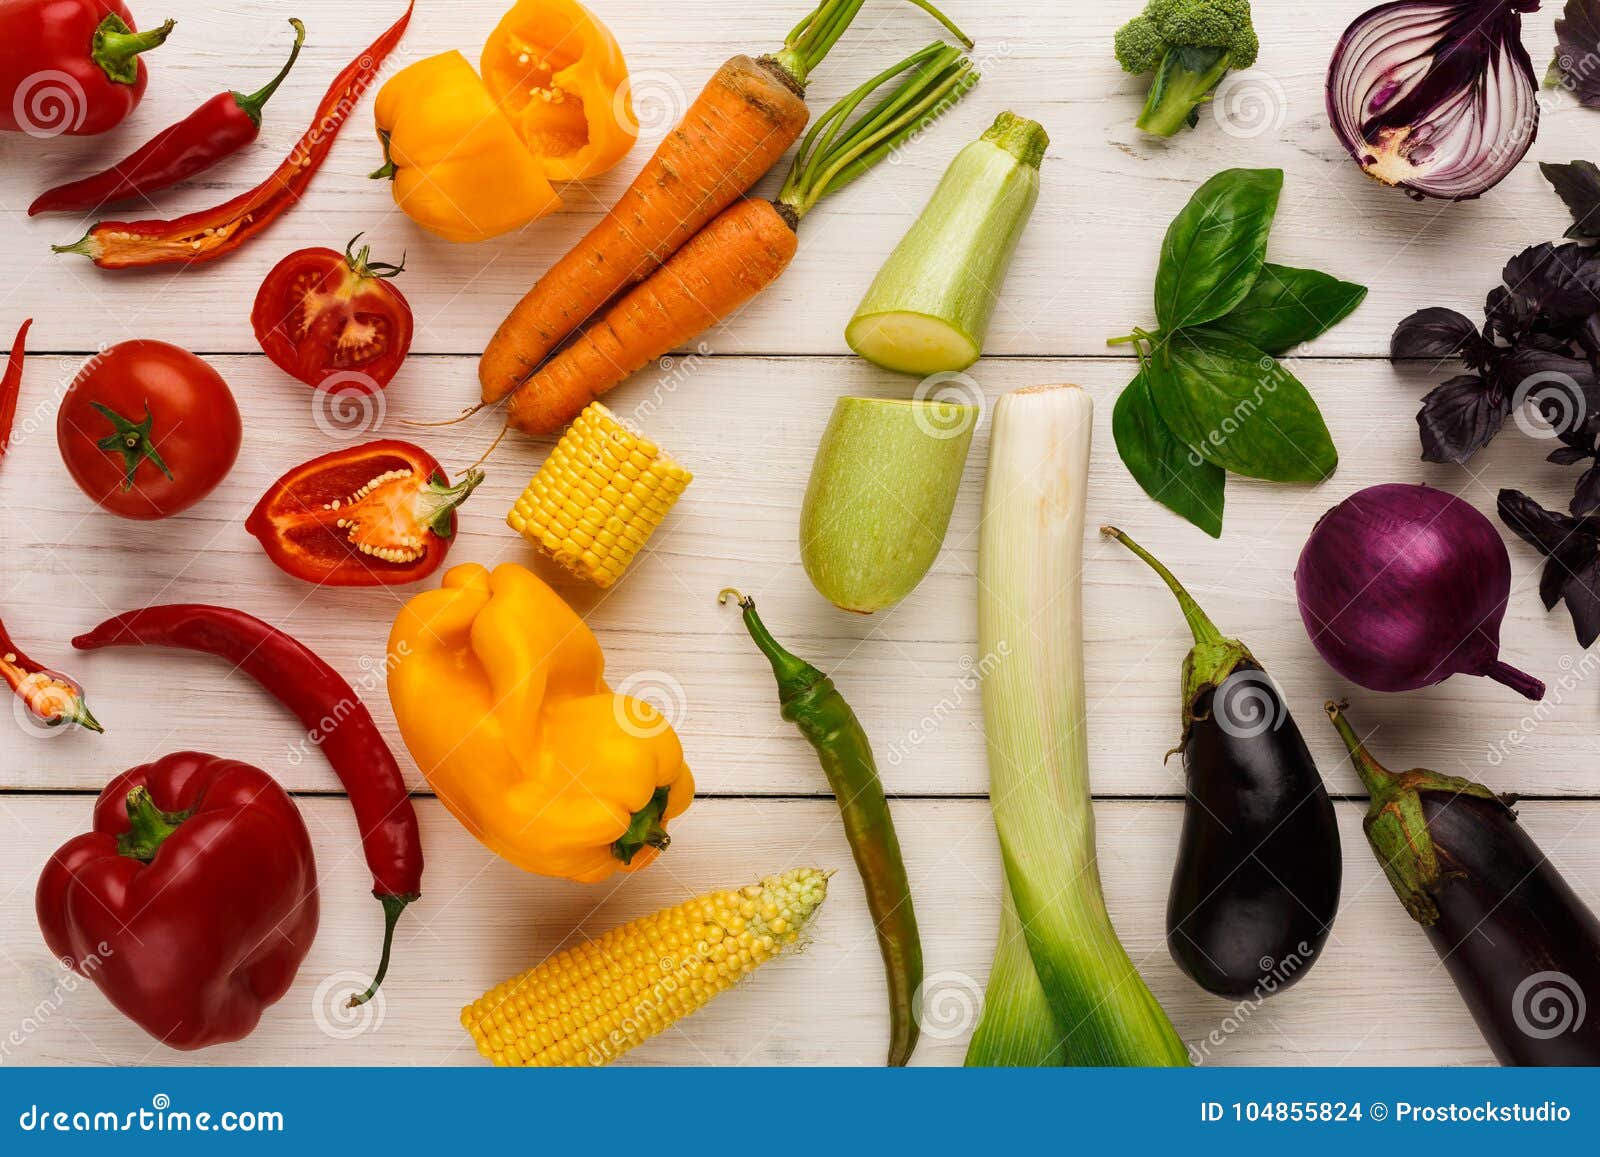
[
  {"left": 0, "top": 0, "right": 1588, "bottom": 359},
  {"left": 6, "top": 795, "right": 1595, "bottom": 1067},
  {"left": 3, "top": 356, "right": 1593, "bottom": 798}
]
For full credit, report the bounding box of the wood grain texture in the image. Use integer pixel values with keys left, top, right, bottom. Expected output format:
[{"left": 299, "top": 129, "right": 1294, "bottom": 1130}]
[
  {"left": 5, "top": 797, "right": 1598, "bottom": 1067},
  {"left": 2, "top": 0, "right": 1598, "bottom": 1069},
  {"left": 0, "top": 1, "right": 1591, "bottom": 358}
]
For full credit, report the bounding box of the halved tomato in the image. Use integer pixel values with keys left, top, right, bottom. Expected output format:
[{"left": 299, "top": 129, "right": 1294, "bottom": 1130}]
[
  {"left": 251, "top": 235, "right": 415, "bottom": 391},
  {"left": 246, "top": 441, "right": 482, "bottom": 587}
]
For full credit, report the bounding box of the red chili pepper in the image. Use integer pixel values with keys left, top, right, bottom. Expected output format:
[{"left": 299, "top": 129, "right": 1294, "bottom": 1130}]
[
  {"left": 73, "top": 605, "right": 423, "bottom": 1005},
  {"left": 29, "top": 19, "right": 306, "bottom": 217},
  {"left": 1, "top": 318, "right": 32, "bottom": 463},
  {"left": 1, "top": 616, "right": 102, "bottom": 733},
  {"left": 247, "top": 441, "right": 483, "bottom": 588},
  {"left": 0, "top": 2, "right": 173, "bottom": 137},
  {"left": 37, "top": 753, "right": 318, "bottom": 1049},
  {"left": 55, "top": 2, "right": 412, "bottom": 268}
]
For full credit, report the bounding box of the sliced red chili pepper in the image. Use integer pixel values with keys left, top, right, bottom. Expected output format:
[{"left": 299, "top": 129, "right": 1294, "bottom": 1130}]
[
  {"left": 1, "top": 318, "right": 31, "bottom": 464},
  {"left": 29, "top": 19, "right": 306, "bottom": 217},
  {"left": 54, "top": 4, "right": 412, "bottom": 268},
  {"left": 0, "top": 616, "right": 101, "bottom": 732},
  {"left": 246, "top": 440, "right": 483, "bottom": 587}
]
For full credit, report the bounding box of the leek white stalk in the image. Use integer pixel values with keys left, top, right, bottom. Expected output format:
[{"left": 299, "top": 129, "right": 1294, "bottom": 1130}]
[
  {"left": 965, "top": 385, "right": 1189, "bottom": 1068},
  {"left": 846, "top": 112, "right": 1047, "bottom": 375}
]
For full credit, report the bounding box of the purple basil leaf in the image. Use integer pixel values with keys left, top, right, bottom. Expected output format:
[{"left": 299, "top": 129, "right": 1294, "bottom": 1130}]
[
  {"left": 1499, "top": 487, "right": 1576, "bottom": 553},
  {"left": 1555, "top": 0, "right": 1600, "bottom": 108},
  {"left": 1549, "top": 444, "right": 1593, "bottom": 465},
  {"left": 1391, "top": 307, "right": 1485, "bottom": 363},
  {"left": 1501, "top": 242, "right": 1600, "bottom": 323},
  {"left": 1485, "top": 285, "right": 1534, "bottom": 344},
  {"left": 1497, "top": 348, "right": 1600, "bottom": 429},
  {"left": 1417, "top": 374, "right": 1508, "bottom": 463},
  {"left": 1553, "top": 541, "right": 1600, "bottom": 646},
  {"left": 1498, "top": 487, "right": 1600, "bottom": 646},
  {"left": 1575, "top": 463, "right": 1600, "bottom": 514},
  {"left": 1541, "top": 160, "right": 1600, "bottom": 240}
]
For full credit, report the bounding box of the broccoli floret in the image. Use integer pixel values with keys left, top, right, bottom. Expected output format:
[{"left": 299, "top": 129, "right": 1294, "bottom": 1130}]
[{"left": 1114, "top": 0, "right": 1259, "bottom": 137}]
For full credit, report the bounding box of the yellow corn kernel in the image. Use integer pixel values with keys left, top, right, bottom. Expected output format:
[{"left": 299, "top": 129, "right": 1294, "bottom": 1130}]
[
  {"left": 461, "top": 868, "right": 830, "bottom": 1068},
  {"left": 508, "top": 402, "right": 692, "bottom": 588}
]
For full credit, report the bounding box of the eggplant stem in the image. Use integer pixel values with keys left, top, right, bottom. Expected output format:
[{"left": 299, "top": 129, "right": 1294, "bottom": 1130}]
[
  {"left": 1323, "top": 700, "right": 1397, "bottom": 797},
  {"left": 1101, "top": 526, "right": 1223, "bottom": 647}
]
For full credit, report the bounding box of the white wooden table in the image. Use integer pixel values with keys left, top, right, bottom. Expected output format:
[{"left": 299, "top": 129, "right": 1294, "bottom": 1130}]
[{"left": 3, "top": 0, "right": 1598, "bottom": 1067}]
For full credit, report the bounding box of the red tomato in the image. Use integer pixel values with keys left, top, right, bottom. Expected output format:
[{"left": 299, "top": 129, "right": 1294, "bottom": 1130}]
[
  {"left": 251, "top": 235, "right": 414, "bottom": 391},
  {"left": 246, "top": 441, "right": 483, "bottom": 587},
  {"left": 57, "top": 341, "right": 242, "bottom": 521}
]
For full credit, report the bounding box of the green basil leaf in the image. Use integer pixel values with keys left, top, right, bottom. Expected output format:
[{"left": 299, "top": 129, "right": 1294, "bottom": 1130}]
[
  {"left": 1207, "top": 263, "right": 1368, "bottom": 355},
  {"left": 1113, "top": 372, "right": 1226, "bottom": 538},
  {"left": 1154, "top": 168, "right": 1283, "bottom": 332},
  {"left": 1146, "top": 328, "right": 1338, "bottom": 483}
]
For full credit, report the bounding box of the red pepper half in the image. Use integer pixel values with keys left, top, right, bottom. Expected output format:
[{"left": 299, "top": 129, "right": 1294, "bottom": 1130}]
[
  {"left": 0, "top": 2, "right": 173, "bottom": 137},
  {"left": 37, "top": 753, "right": 318, "bottom": 1049},
  {"left": 30, "top": 19, "right": 306, "bottom": 216},
  {"left": 247, "top": 440, "right": 483, "bottom": 588},
  {"left": 1, "top": 318, "right": 31, "bottom": 463},
  {"left": 55, "top": 2, "right": 412, "bottom": 267},
  {"left": 74, "top": 606, "right": 423, "bottom": 1006},
  {"left": 0, "top": 616, "right": 101, "bottom": 732}
]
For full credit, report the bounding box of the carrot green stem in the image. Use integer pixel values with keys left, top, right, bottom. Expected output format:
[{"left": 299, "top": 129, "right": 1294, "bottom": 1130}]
[
  {"left": 777, "top": 42, "right": 977, "bottom": 220},
  {"left": 775, "top": 0, "right": 971, "bottom": 85}
]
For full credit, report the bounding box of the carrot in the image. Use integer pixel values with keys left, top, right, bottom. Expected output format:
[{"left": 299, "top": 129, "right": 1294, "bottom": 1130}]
[
  {"left": 508, "top": 199, "right": 800, "bottom": 434},
  {"left": 504, "top": 43, "right": 979, "bottom": 437},
  {"left": 478, "top": 0, "right": 972, "bottom": 406}
]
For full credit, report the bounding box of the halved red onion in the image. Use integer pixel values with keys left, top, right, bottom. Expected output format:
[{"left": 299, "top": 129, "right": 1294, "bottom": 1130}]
[{"left": 1326, "top": 0, "right": 1541, "bottom": 201}]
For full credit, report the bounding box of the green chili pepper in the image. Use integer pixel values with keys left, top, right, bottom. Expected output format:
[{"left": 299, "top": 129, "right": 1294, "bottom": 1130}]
[{"left": 720, "top": 588, "right": 923, "bottom": 1067}]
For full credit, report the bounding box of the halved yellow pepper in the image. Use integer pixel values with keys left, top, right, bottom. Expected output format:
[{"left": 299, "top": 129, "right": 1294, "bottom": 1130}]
[
  {"left": 373, "top": 52, "right": 562, "bottom": 243},
  {"left": 388, "top": 562, "right": 693, "bottom": 882},
  {"left": 481, "top": 0, "right": 637, "bottom": 182}
]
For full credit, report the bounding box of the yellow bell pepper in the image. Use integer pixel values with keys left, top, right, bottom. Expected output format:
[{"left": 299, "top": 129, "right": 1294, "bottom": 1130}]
[
  {"left": 387, "top": 562, "right": 694, "bottom": 882},
  {"left": 372, "top": 52, "right": 562, "bottom": 243}
]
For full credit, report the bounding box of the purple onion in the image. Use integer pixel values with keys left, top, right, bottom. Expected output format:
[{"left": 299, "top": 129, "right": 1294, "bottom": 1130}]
[
  {"left": 1326, "top": 1, "right": 1541, "bottom": 201},
  {"left": 1296, "top": 484, "right": 1544, "bottom": 700}
]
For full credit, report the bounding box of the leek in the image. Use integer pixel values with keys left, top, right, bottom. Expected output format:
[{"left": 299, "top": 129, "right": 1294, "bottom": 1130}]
[{"left": 965, "top": 385, "right": 1190, "bottom": 1067}]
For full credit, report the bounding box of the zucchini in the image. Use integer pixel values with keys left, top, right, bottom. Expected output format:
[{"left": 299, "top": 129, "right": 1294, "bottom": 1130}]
[{"left": 846, "top": 112, "right": 1047, "bottom": 376}]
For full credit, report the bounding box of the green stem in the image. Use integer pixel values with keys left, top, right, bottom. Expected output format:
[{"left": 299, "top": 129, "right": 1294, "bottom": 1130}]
[
  {"left": 116, "top": 787, "right": 186, "bottom": 863},
  {"left": 233, "top": 18, "right": 305, "bottom": 126},
  {"left": 91, "top": 401, "right": 173, "bottom": 490},
  {"left": 982, "top": 111, "right": 1048, "bottom": 167},
  {"left": 92, "top": 14, "right": 176, "bottom": 87},
  {"left": 777, "top": 42, "right": 977, "bottom": 221},
  {"left": 1323, "top": 700, "right": 1398, "bottom": 799},
  {"left": 348, "top": 893, "right": 413, "bottom": 1008},
  {"left": 1101, "top": 527, "right": 1223, "bottom": 648},
  {"left": 613, "top": 786, "right": 672, "bottom": 865},
  {"left": 718, "top": 589, "right": 819, "bottom": 699},
  {"left": 369, "top": 132, "right": 398, "bottom": 182},
  {"left": 417, "top": 469, "right": 485, "bottom": 538}
]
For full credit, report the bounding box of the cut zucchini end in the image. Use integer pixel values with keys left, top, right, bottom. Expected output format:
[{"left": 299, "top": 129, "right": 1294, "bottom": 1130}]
[{"left": 847, "top": 312, "right": 981, "bottom": 377}]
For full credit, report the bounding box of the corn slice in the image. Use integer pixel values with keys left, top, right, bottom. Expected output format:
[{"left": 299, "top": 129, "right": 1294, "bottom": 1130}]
[
  {"left": 508, "top": 402, "right": 692, "bottom": 588},
  {"left": 461, "top": 868, "right": 829, "bottom": 1067}
]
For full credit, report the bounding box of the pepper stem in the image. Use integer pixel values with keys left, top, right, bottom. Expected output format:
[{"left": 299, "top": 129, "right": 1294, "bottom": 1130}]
[
  {"left": 348, "top": 893, "right": 413, "bottom": 1008},
  {"left": 234, "top": 18, "right": 306, "bottom": 125},
  {"left": 418, "top": 470, "right": 485, "bottom": 539},
  {"left": 776, "top": 42, "right": 978, "bottom": 222},
  {"left": 116, "top": 787, "right": 185, "bottom": 863},
  {"left": 92, "top": 14, "right": 176, "bottom": 87},
  {"left": 613, "top": 786, "right": 672, "bottom": 865},
  {"left": 718, "top": 588, "right": 822, "bottom": 701},
  {"left": 369, "top": 133, "right": 398, "bottom": 181}
]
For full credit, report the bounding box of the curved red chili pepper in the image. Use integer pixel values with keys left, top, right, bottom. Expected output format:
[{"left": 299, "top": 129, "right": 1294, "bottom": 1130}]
[
  {"left": 73, "top": 604, "right": 423, "bottom": 1005},
  {"left": 55, "top": 3, "right": 412, "bottom": 267},
  {"left": 1, "top": 318, "right": 31, "bottom": 463},
  {"left": 29, "top": 19, "right": 307, "bottom": 217}
]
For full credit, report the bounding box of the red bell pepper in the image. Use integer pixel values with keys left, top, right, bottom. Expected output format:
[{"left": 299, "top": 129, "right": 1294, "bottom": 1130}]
[
  {"left": 0, "top": 2, "right": 173, "bottom": 137},
  {"left": 246, "top": 440, "right": 483, "bottom": 587},
  {"left": 37, "top": 752, "right": 318, "bottom": 1050}
]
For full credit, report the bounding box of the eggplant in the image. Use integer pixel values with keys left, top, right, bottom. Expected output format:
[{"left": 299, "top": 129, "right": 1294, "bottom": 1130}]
[
  {"left": 1106, "top": 529, "right": 1341, "bottom": 998},
  {"left": 1327, "top": 702, "right": 1600, "bottom": 1066}
]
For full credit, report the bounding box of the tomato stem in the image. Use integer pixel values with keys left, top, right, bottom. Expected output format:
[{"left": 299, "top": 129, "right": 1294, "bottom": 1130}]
[{"left": 91, "top": 401, "right": 174, "bottom": 489}]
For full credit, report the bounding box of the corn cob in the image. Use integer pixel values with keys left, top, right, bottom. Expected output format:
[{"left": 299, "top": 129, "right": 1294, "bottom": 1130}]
[
  {"left": 462, "top": 867, "right": 830, "bottom": 1067},
  {"left": 507, "top": 401, "right": 692, "bottom": 588}
]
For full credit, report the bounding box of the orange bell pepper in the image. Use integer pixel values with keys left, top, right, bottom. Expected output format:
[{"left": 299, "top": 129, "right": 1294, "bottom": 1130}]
[{"left": 481, "top": 0, "right": 637, "bottom": 182}]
